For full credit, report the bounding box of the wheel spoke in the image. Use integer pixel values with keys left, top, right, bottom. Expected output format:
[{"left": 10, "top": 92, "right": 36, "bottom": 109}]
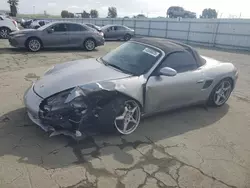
[
  {"left": 116, "top": 115, "right": 124, "bottom": 121},
  {"left": 215, "top": 95, "right": 221, "bottom": 104},
  {"left": 221, "top": 82, "right": 225, "bottom": 89},
  {"left": 130, "top": 117, "right": 137, "bottom": 124},
  {"left": 223, "top": 86, "right": 231, "bottom": 91},
  {"left": 123, "top": 121, "right": 129, "bottom": 132},
  {"left": 215, "top": 89, "right": 221, "bottom": 94},
  {"left": 220, "top": 93, "right": 226, "bottom": 99},
  {"left": 131, "top": 106, "right": 138, "bottom": 115}
]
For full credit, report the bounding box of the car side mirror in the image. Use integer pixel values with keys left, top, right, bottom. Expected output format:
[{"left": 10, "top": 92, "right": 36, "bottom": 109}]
[
  {"left": 47, "top": 28, "right": 54, "bottom": 33},
  {"left": 159, "top": 67, "right": 177, "bottom": 76}
]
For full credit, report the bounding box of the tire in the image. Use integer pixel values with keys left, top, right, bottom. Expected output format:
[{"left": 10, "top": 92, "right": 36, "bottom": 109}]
[
  {"left": 84, "top": 38, "right": 96, "bottom": 51},
  {"left": 208, "top": 78, "right": 233, "bottom": 107},
  {"left": 26, "top": 38, "right": 42, "bottom": 52},
  {"left": 0, "top": 27, "right": 11, "bottom": 39},
  {"left": 97, "top": 97, "right": 141, "bottom": 135},
  {"left": 124, "top": 34, "right": 132, "bottom": 41}
]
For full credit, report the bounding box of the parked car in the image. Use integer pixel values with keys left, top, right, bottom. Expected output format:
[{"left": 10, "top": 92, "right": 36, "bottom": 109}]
[
  {"left": 24, "top": 37, "right": 238, "bottom": 139},
  {"left": 0, "top": 15, "right": 19, "bottom": 38},
  {"left": 8, "top": 21, "right": 105, "bottom": 52},
  {"left": 101, "top": 24, "right": 134, "bottom": 41},
  {"left": 30, "top": 20, "right": 51, "bottom": 29},
  {"left": 167, "top": 6, "right": 196, "bottom": 18},
  {"left": 85, "top": 23, "right": 101, "bottom": 32}
]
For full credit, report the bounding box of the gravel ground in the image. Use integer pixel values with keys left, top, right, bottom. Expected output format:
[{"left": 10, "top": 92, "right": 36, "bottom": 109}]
[{"left": 0, "top": 39, "right": 250, "bottom": 188}]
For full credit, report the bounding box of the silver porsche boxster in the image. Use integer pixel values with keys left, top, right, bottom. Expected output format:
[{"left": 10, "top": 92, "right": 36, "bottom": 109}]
[{"left": 24, "top": 37, "right": 238, "bottom": 138}]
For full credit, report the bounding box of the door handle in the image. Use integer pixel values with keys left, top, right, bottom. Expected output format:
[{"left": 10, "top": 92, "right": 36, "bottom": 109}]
[{"left": 197, "top": 80, "right": 204, "bottom": 84}]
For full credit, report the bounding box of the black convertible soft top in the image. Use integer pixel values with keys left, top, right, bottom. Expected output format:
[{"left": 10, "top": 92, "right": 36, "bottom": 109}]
[{"left": 131, "top": 37, "right": 206, "bottom": 67}]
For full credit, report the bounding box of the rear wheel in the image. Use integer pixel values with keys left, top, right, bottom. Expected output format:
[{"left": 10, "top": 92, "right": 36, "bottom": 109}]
[
  {"left": 0, "top": 27, "right": 11, "bottom": 39},
  {"left": 84, "top": 38, "right": 96, "bottom": 51},
  {"left": 208, "top": 78, "right": 233, "bottom": 107}
]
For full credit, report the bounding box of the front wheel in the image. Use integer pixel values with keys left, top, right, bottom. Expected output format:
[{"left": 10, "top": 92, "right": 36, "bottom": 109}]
[
  {"left": 0, "top": 27, "right": 11, "bottom": 39},
  {"left": 97, "top": 97, "right": 141, "bottom": 135},
  {"left": 114, "top": 100, "right": 141, "bottom": 135},
  {"left": 124, "top": 34, "right": 132, "bottom": 41},
  {"left": 84, "top": 39, "right": 96, "bottom": 51},
  {"left": 208, "top": 78, "right": 233, "bottom": 107},
  {"left": 27, "top": 38, "right": 42, "bottom": 52}
]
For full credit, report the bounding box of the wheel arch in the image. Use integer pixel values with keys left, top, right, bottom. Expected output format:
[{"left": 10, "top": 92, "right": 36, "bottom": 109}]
[
  {"left": 83, "top": 37, "right": 97, "bottom": 46},
  {"left": 25, "top": 36, "right": 43, "bottom": 48}
]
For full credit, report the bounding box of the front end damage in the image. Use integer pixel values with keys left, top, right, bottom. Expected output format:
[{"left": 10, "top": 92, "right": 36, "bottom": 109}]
[{"left": 37, "top": 82, "right": 121, "bottom": 138}]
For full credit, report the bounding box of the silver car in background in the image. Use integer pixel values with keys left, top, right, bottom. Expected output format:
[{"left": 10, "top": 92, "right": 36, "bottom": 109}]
[
  {"left": 8, "top": 21, "right": 105, "bottom": 52},
  {"left": 101, "top": 24, "right": 135, "bottom": 41}
]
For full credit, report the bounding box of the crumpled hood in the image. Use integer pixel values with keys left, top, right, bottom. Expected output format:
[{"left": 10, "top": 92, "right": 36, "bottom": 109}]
[
  {"left": 34, "top": 58, "right": 131, "bottom": 98},
  {"left": 11, "top": 29, "right": 36, "bottom": 35}
]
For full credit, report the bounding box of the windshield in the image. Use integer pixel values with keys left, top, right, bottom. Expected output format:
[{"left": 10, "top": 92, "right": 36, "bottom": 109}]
[
  {"left": 37, "top": 22, "right": 53, "bottom": 30},
  {"left": 101, "top": 42, "right": 162, "bottom": 76}
]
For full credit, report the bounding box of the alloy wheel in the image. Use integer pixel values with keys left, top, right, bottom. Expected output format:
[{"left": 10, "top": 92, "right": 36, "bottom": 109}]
[
  {"left": 213, "top": 80, "right": 232, "bottom": 106},
  {"left": 85, "top": 39, "right": 95, "bottom": 51},
  {"left": 114, "top": 100, "right": 141, "bottom": 135},
  {"left": 0, "top": 28, "right": 10, "bottom": 39},
  {"left": 28, "top": 39, "right": 41, "bottom": 52}
]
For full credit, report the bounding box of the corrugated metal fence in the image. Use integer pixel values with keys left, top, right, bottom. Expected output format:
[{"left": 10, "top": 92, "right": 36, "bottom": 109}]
[{"left": 26, "top": 18, "right": 250, "bottom": 50}]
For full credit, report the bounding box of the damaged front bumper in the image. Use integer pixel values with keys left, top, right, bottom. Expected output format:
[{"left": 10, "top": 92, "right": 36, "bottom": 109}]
[
  {"left": 24, "top": 83, "right": 119, "bottom": 138},
  {"left": 24, "top": 85, "right": 56, "bottom": 132}
]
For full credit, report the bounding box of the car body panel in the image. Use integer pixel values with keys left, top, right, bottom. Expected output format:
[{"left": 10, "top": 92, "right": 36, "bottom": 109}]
[
  {"left": 33, "top": 58, "right": 131, "bottom": 98},
  {"left": 23, "top": 39, "right": 238, "bottom": 137},
  {"left": 8, "top": 21, "right": 105, "bottom": 49},
  {"left": 101, "top": 25, "right": 135, "bottom": 40}
]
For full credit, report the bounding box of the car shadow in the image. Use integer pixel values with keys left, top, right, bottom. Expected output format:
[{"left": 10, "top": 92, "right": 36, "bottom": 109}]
[{"left": 0, "top": 104, "right": 229, "bottom": 169}]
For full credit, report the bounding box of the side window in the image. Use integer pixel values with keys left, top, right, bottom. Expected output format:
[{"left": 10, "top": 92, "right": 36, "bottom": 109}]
[
  {"left": 117, "top": 26, "right": 125, "bottom": 30},
  {"left": 159, "top": 52, "right": 197, "bottom": 73},
  {"left": 68, "top": 24, "right": 85, "bottom": 32},
  {"left": 52, "top": 24, "right": 67, "bottom": 32}
]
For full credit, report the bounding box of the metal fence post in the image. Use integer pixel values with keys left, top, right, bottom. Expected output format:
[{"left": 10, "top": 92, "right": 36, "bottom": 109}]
[
  {"left": 148, "top": 20, "right": 151, "bottom": 36},
  {"left": 187, "top": 21, "right": 191, "bottom": 44},
  {"left": 134, "top": 19, "right": 136, "bottom": 34},
  {"left": 122, "top": 18, "right": 124, "bottom": 25},
  {"left": 213, "top": 20, "right": 220, "bottom": 47},
  {"left": 165, "top": 21, "right": 168, "bottom": 38}
]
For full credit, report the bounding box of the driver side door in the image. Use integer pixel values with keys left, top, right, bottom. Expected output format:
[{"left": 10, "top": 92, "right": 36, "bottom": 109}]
[
  {"left": 145, "top": 51, "right": 205, "bottom": 114},
  {"left": 42, "top": 23, "right": 69, "bottom": 47}
]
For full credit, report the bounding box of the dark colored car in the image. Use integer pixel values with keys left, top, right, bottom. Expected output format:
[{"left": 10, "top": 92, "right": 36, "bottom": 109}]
[{"left": 167, "top": 6, "right": 196, "bottom": 18}]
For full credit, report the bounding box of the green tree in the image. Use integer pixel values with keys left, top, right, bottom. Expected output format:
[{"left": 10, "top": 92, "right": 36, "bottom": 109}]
[
  {"left": 90, "top": 9, "right": 99, "bottom": 18},
  {"left": 82, "top": 10, "right": 90, "bottom": 18},
  {"left": 61, "top": 10, "right": 69, "bottom": 18},
  {"left": 68, "top": 12, "right": 74, "bottom": 18},
  {"left": 108, "top": 7, "right": 117, "bottom": 18},
  {"left": 7, "top": 0, "right": 19, "bottom": 17},
  {"left": 201, "top": 8, "right": 217, "bottom": 18}
]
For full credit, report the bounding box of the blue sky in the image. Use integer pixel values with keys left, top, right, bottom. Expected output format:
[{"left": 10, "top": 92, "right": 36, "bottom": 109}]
[{"left": 0, "top": 0, "right": 248, "bottom": 18}]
